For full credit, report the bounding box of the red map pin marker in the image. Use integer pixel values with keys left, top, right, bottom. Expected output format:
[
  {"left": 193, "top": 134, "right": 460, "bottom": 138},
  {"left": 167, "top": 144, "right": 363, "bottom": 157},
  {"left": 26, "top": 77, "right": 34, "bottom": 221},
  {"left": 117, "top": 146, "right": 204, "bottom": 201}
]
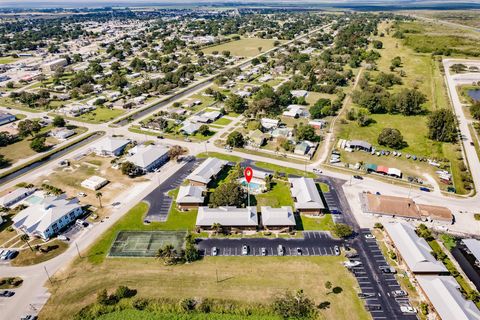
[{"left": 244, "top": 167, "right": 253, "bottom": 183}]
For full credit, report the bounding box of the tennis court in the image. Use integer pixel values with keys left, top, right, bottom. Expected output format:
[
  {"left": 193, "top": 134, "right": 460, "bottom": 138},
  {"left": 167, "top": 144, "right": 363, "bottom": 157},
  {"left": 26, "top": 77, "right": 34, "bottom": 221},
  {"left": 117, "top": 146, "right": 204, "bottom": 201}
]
[{"left": 109, "top": 231, "right": 188, "bottom": 257}]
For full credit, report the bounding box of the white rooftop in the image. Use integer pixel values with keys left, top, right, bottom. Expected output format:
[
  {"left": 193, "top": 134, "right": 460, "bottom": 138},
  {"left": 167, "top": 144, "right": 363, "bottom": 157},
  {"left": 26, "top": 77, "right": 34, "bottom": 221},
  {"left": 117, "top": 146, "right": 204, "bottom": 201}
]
[
  {"left": 416, "top": 275, "right": 480, "bottom": 320},
  {"left": 176, "top": 185, "right": 205, "bottom": 204},
  {"left": 126, "top": 144, "right": 169, "bottom": 169},
  {"left": 261, "top": 206, "right": 296, "bottom": 226},
  {"left": 463, "top": 239, "right": 480, "bottom": 262},
  {"left": 196, "top": 206, "right": 258, "bottom": 227},
  {"left": 0, "top": 187, "right": 35, "bottom": 207},
  {"left": 288, "top": 177, "right": 324, "bottom": 210},
  {"left": 384, "top": 222, "right": 448, "bottom": 273},
  {"left": 92, "top": 136, "right": 130, "bottom": 153},
  {"left": 187, "top": 157, "right": 228, "bottom": 184}
]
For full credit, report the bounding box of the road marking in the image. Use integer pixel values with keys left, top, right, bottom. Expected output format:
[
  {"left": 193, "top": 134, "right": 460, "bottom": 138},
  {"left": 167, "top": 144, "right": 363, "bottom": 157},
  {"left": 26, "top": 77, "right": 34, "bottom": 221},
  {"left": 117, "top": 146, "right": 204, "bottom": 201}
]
[
  {"left": 359, "top": 281, "right": 371, "bottom": 284},
  {"left": 305, "top": 247, "right": 310, "bottom": 255}
]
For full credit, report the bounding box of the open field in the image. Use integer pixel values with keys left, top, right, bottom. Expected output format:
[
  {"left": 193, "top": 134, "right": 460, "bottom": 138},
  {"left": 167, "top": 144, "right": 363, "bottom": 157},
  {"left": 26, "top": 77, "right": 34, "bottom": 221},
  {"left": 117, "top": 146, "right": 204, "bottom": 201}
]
[
  {"left": 404, "top": 10, "right": 480, "bottom": 29},
  {"left": 66, "top": 107, "right": 125, "bottom": 124},
  {"left": 253, "top": 161, "right": 316, "bottom": 178},
  {"left": 196, "top": 152, "right": 242, "bottom": 163},
  {"left": 96, "top": 310, "right": 281, "bottom": 320},
  {"left": 203, "top": 38, "right": 281, "bottom": 57},
  {"left": 0, "top": 56, "right": 19, "bottom": 64},
  {"left": 40, "top": 255, "right": 369, "bottom": 320},
  {"left": 337, "top": 20, "right": 468, "bottom": 193},
  {"left": 254, "top": 180, "right": 294, "bottom": 208},
  {"left": 298, "top": 214, "right": 334, "bottom": 231}
]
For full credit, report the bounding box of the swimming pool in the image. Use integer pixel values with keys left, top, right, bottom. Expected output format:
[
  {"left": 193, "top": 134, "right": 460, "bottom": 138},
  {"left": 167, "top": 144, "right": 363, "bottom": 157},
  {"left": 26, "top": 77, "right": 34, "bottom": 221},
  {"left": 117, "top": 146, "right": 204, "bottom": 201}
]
[
  {"left": 239, "top": 178, "right": 265, "bottom": 194},
  {"left": 25, "top": 195, "right": 43, "bottom": 205}
]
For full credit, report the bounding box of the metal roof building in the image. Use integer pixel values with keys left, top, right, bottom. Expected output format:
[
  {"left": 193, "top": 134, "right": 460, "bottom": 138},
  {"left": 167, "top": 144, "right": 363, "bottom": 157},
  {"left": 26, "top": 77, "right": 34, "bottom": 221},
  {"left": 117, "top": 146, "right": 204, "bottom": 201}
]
[
  {"left": 384, "top": 222, "right": 448, "bottom": 274},
  {"left": 196, "top": 206, "right": 258, "bottom": 228},
  {"left": 261, "top": 206, "right": 296, "bottom": 227},
  {"left": 186, "top": 157, "right": 228, "bottom": 186},
  {"left": 416, "top": 275, "right": 480, "bottom": 320},
  {"left": 288, "top": 177, "right": 325, "bottom": 213}
]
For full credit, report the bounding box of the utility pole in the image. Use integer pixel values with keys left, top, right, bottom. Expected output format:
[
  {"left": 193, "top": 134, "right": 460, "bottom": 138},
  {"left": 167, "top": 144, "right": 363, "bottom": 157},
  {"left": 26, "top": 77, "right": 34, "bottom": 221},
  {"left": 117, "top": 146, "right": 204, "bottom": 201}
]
[
  {"left": 247, "top": 182, "right": 250, "bottom": 207},
  {"left": 216, "top": 269, "right": 219, "bottom": 283},
  {"left": 75, "top": 242, "right": 82, "bottom": 258},
  {"left": 44, "top": 266, "right": 53, "bottom": 286}
]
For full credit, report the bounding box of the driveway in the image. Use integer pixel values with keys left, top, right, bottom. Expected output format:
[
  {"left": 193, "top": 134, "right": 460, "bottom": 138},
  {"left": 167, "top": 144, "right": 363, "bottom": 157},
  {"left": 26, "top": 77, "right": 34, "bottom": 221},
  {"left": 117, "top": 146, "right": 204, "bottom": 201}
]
[
  {"left": 142, "top": 158, "right": 200, "bottom": 222},
  {"left": 196, "top": 231, "right": 343, "bottom": 257}
]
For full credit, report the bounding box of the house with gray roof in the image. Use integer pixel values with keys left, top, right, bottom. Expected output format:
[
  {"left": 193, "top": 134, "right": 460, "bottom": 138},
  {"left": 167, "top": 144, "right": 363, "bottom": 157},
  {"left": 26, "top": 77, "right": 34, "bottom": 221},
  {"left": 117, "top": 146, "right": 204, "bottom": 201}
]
[
  {"left": 196, "top": 206, "right": 258, "bottom": 230},
  {"left": 416, "top": 275, "right": 480, "bottom": 320},
  {"left": 186, "top": 157, "right": 228, "bottom": 187},
  {"left": 12, "top": 193, "right": 83, "bottom": 240},
  {"left": 0, "top": 112, "right": 16, "bottom": 126},
  {"left": 176, "top": 185, "right": 205, "bottom": 210},
  {"left": 125, "top": 144, "right": 169, "bottom": 172},
  {"left": 180, "top": 121, "right": 201, "bottom": 135},
  {"left": 261, "top": 206, "right": 296, "bottom": 231},
  {"left": 0, "top": 187, "right": 36, "bottom": 208},
  {"left": 288, "top": 177, "right": 325, "bottom": 215},
  {"left": 346, "top": 140, "right": 372, "bottom": 152},
  {"left": 384, "top": 222, "right": 448, "bottom": 274}
]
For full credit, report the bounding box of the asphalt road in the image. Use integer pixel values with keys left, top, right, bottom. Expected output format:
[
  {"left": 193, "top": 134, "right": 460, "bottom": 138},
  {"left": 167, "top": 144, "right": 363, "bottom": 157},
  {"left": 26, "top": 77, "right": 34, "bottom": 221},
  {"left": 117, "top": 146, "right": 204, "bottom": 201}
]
[
  {"left": 142, "top": 158, "right": 200, "bottom": 222},
  {"left": 323, "top": 177, "right": 416, "bottom": 320},
  {"left": 196, "top": 231, "right": 342, "bottom": 257}
]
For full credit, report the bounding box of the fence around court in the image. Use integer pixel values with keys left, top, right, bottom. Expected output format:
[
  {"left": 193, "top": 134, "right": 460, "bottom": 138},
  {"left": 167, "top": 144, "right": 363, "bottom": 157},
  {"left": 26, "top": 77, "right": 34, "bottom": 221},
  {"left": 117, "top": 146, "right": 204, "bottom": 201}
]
[{"left": 109, "top": 230, "right": 188, "bottom": 257}]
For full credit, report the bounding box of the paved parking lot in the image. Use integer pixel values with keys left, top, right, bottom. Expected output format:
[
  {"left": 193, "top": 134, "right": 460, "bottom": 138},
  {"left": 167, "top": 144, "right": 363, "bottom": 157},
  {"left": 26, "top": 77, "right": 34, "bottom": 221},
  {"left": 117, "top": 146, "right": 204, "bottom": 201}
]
[
  {"left": 142, "top": 159, "right": 200, "bottom": 222},
  {"left": 197, "top": 231, "right": 343, "bottom": 257},
  {"left": 350, "top": 229, "right": 417, "bottom": 320}
]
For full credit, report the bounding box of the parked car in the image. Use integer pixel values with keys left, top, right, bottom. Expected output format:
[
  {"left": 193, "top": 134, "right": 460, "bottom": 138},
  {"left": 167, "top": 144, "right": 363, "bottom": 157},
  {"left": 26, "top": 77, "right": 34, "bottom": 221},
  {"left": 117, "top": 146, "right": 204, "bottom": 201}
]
[
  {"left": 261, "top": 247, "right": 267, "bottom": 256},
  {"left": 353, "top": 175, "right": 363, "bottom": 180},
  {"left": 313, "top": 168, "right": 322, "bottom": 174},
  {"left": 57, "top": 235, "right": 69, "bottom": 241},
  {"left": 358, "top": 292, "right": 376, "bottom": 299},
  {"left": 392, "top": 290, "right": 407, "bottom": 297},
  {"left": 419, "top": 187, "right": 430, "bottom": 192},
  {"left": 364, "top": 234, "right": 375, "bottom": 239},
  {"left": 296, "top": 247, "right": 302, "bottom": 256},
  {"left": 334, "top": 245, "right": 340, "bottom": 256},
  {"left": 365, "top": 304, "right": 382, "bottom": 311},
  {"left": 242, "top": 245, "right": 249, "bottom": 255},
  {"left": 212, "top": 247, "right": 218, "bottom": 256},
  {"left": 21, "top": 316, "right": 38, "bottom": 320},
  {"left": 277, "top": 245, "right": 284, "bottom": 256},
  {"left": 344, "top": 260, "right": 362, "bottom": 268},
  {"left": 400, "top": 304, "right": 416, "bottom": 314},
  {"left": 0, "top": 290, "right": 14, "bottom": 297},
  {"left": 6, "top": 250, "right": 18, "bottom": 260},
  {"left": 380, "top": 266, "right": 397, "bottom": 274},
  {"left": 77, "top": 192, "right": 87, "bottom": 197}
]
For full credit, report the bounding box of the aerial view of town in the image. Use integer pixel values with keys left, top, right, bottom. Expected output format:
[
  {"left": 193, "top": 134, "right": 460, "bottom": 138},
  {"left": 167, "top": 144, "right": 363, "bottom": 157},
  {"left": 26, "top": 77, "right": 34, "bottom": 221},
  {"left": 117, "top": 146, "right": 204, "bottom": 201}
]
[{"left": 1, "top": 1, "right": 480, "bottom": 319}]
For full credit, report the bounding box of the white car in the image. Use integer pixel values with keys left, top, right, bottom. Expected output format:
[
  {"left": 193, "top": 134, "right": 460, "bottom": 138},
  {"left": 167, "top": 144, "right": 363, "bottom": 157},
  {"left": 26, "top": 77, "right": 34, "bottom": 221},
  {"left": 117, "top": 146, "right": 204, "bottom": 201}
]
[
  {"left": 392, "top": 290, "right": 407, "bottom": 297},
  {"left": 77, "top": 192, "right": 87, "bottom": 197},
  {"left": 334, "top": 245, "right": 340, "bottom": 256},
  {"left": 212, "top": 247, "right": 218, "bottom": 256},
  {"left": 261, "top": 247, "right": 267, "bottom": 256},
  {"left": 344, "top": 260, "right": 362, "bottom": 268},
  {"left": 364, "top": 234, "right": 375, "bottom": 239},
  {"left": 400, "top": 304, "right": 416, "bottom": 314},
  {"left": 242, "top": 245, "right": 249, "bottom": 255}
]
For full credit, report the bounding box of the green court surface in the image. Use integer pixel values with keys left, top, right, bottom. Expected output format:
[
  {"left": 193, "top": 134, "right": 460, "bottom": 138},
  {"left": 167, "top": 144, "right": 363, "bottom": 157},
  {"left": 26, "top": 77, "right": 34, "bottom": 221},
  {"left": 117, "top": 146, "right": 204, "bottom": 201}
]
[{"left": 109, "top": 231, "right": 187, "bottom": 257}]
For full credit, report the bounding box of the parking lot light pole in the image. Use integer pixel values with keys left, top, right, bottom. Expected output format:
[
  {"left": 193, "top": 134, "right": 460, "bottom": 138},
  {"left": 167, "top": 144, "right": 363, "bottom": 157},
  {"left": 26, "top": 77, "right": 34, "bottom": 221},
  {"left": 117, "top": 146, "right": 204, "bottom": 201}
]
[{"left": 75, "top": 242, "right": 82, "bottom": 258}]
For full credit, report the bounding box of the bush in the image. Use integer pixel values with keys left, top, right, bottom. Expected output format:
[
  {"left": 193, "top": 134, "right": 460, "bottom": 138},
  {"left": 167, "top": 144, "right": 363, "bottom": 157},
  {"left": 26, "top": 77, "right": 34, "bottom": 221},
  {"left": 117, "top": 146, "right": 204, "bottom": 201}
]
[
  {"left": 332, "top": 223, "right": 353, "bottom": 238},
  {"left": 115, "top": 285, "right": 137, "bottom": 299},
  {"left": 132, "top": 298, "right": 149, "bottom": 310},
  {"left": 374, "top": 222, "right": 383, "bottom": 229},
  {"left": 179, "top": 297, "right": 196, "bottom": 312}
]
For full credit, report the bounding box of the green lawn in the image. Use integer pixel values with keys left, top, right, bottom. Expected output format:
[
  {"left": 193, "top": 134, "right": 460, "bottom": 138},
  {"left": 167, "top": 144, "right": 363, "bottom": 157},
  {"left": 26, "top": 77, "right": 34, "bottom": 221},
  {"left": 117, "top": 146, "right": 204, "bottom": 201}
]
[
  {"left": 254, "top": 181, "right": 294, "bottom": 208},
  {"left": 74, "top": 107, "right": 125, "bottom": 124},
  {"left": 297, "top": 214, "right": 334, "bottom": 231},
  {"left": 253, "top": 161, "right": 316, "bottom": 178},
  {"left": 213, "top": 117, "right": 232, "bottom": 126},
  {"left": 97, "top": 310, "right": 280, "bottom": 320},
  {"left": 196, "top": 152, "right": 243, "bottom": 163},
  {"left": 0, "top": 56, "right": 18, "bottom": 64},
  {"left": 203, "top": 38, "right": 281, "bottom": 57}
]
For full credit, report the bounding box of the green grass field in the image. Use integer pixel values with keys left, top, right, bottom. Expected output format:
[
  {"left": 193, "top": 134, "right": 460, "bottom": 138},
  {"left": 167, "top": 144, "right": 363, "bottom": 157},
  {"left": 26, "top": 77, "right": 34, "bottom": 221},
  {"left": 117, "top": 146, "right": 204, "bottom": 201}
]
[
  {"left": 298, "top": 214, "right": 334, "bottom": 231},
  {"left": 0, "top": 56, "right": 18, "bottom": 64},
  {"left": 254, "top": 181, "right": 294, "bottom": 208},
  {"left": 96, "top": 310, "right": 281, "bottom": 320},
  {"left": 74, "top": 107, "right": 126, "bottom": 124},
  {"left": 213, "top": 117, "right": 232, "bottom": 126},
  {"left": 253, "top": 161, "right": 316, "bottom": 178},
  {"left": 203, "top": 38, "right": 280, "bottom": 57},
  {"left": 196, "top": 152, "right": 243, "bottom": 163}
]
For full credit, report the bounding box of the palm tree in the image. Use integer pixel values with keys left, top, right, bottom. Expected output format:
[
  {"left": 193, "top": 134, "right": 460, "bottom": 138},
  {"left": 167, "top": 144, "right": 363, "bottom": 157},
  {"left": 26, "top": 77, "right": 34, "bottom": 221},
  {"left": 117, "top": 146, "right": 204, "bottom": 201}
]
[
  {"left": 20, "top": 234, "right": 33, "bottom": 251},
  {"left": 95, "top": 192, "right": 103, "bottom": 208},
  {"left": 212, "top": 223, "right": 222, "bottom": 235}
]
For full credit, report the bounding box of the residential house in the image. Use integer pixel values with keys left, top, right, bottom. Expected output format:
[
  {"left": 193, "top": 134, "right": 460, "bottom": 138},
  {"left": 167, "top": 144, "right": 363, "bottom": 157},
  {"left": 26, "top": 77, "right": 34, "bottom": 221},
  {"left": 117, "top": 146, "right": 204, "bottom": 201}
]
[
  {"left": 260, "top": 118, "right": 279, "bottom": 130},
  {"left": 91, "top": 136, "right": 130, "bottom": 157},
  {"left": 261, "top": 206, "right": 296, "bottom": 231},
  {"left": 346, "top": 140, "right": 372, "bottom": 152},
  {"left": 196, "top": 206, "right": 258, "bottom": 231},
  {"left": 289, "top": 177, "right": 325, "bottom": 215},
  {"left": 309, "top": 120, "right": 327, "bottom": 129},
  {"left": 283, "top": 105, "right": 309, "bottom": 118},
  {"left": 0, "top": 187, "right": 36, "bottom": 208},
  {"left": 248, "top": 129, "right": 267, "bottom": 147},
  {"left": 0, "top": 112, "right": 16, "bottom": 126},
  {"left": 12, "top": 193, "right": 83, "bottom": 240},
  {"left": 50, "top": 128, "right": 75, "bottom": 140},
  {"left": 180, "top": 121, "right": 201, "bottom": 135},
  {"left": 176, "top": 185, "right": 205, "bottom": 210},
  {"left": 42, "top": 58, "right": 67, "bottom": 72},
  {"left": 290, "top": 90, "right": 308, "bottom": 98},
  {"left": 186, "top": 157, "right": 228, "bottom": 187}
]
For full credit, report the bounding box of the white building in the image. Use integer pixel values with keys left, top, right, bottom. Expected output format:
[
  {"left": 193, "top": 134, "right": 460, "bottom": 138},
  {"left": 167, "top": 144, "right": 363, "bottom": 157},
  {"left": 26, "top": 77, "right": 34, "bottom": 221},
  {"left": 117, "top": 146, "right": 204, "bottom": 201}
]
[
  {"left": 288, "top": 177, "right": 325, "bottom": 215},
  {"left": 125, "top": 144, "right": 169, "bottom": 172},
  {"left": 196, "top": 206, "right": 258, "bottom": 230},
  {"left": 416, "top": 275, "right": 480, "bottom": 320},
  {"left": 81, "top": 175, "right": 109, "bottom": 191},
  {"left": 186, "top": 157, "right": 228, "bottom": 187},
  {"left": 283, "top": 105, "right": 309, "bottom": 118},
  {"left": 91, "top": 136, "right": 130, "bottom": 157},
  {"left": 383, "top": 222, "right": 448, "bottom": 274},
  {"left": 176, "top": 185, "right": 205, "bottom": 210},
  {"left": 50, "top": 128, "right": 75, "bottom": 140},
  {"left": 261, "top": 206, "right": 296, "bottom": 230},
  {"left": 0, "top": 187, "right": 36, "bottom": 208},
  {"left": 42, "top": 58, "right": 68, "bottom": 72},
  {"left": 12, "top": 193, "right": 83, "bottom": 240}
]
